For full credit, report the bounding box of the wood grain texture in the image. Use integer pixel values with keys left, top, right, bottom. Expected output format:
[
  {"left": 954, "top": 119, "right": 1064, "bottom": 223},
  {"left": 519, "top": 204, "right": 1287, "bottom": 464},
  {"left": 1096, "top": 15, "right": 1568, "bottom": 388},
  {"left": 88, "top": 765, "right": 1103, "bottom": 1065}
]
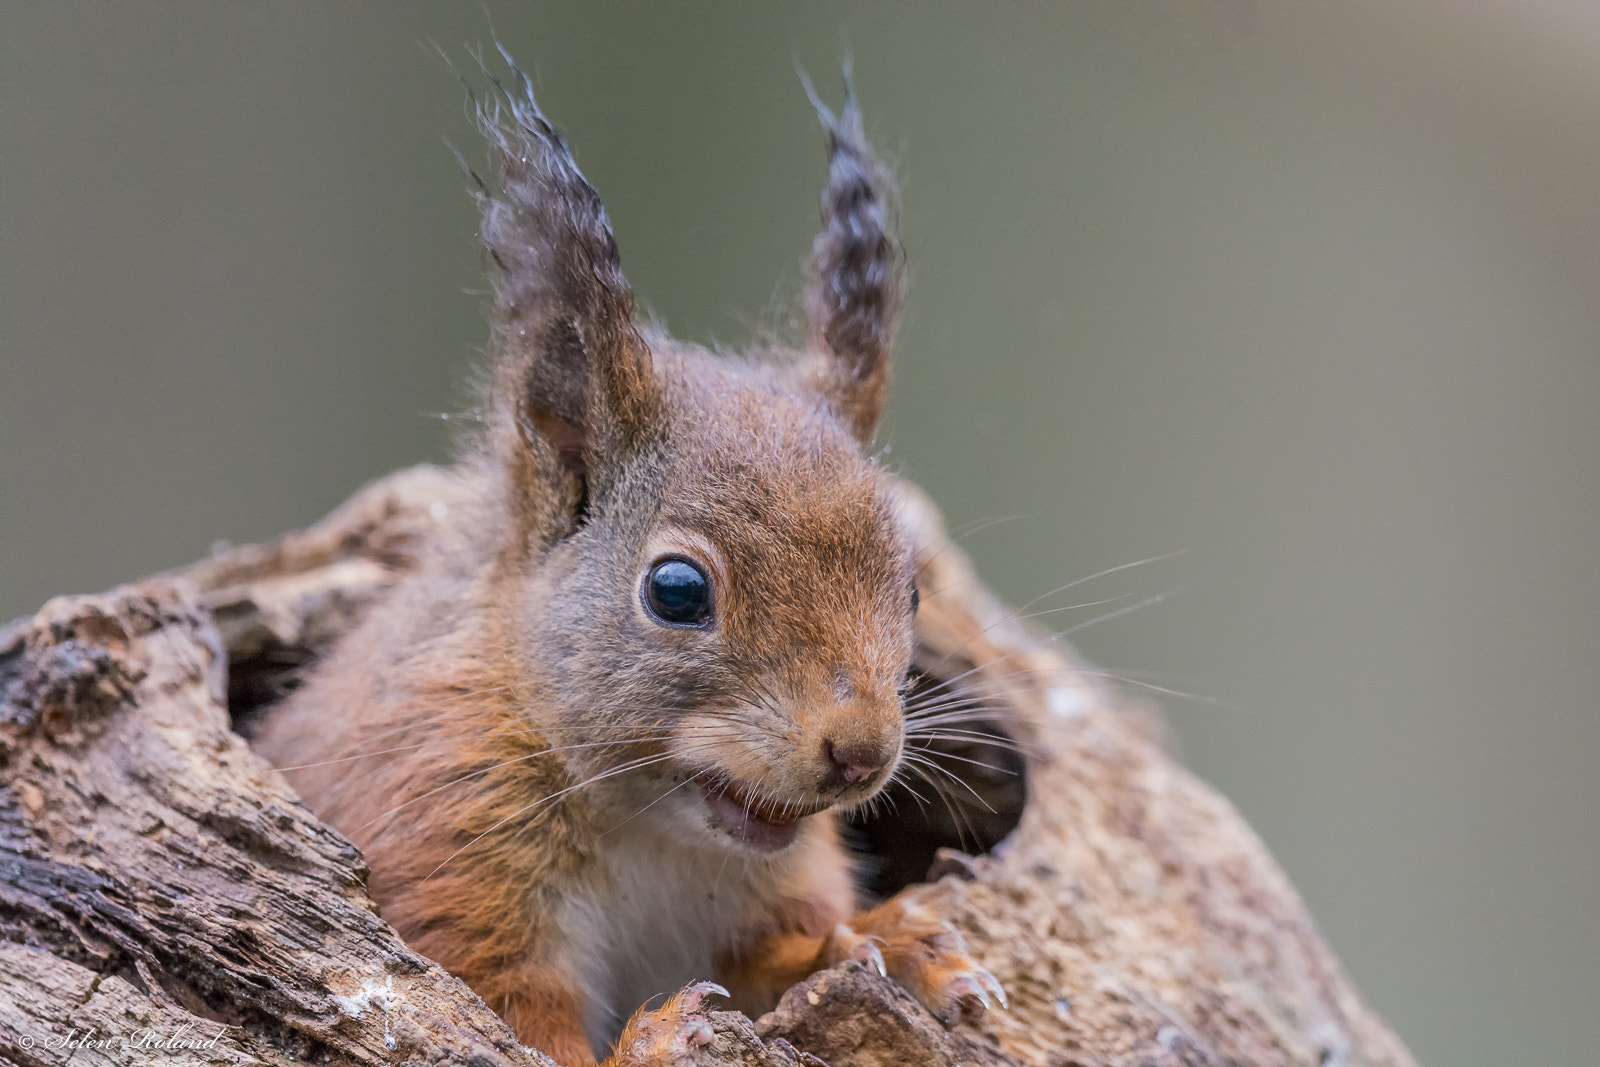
[
  {"left": 0, "top": 578, "right": 563, "bottom": 1067},
  {"left": 0, "top": 466, "right": 1415, "bottom": 1067}
]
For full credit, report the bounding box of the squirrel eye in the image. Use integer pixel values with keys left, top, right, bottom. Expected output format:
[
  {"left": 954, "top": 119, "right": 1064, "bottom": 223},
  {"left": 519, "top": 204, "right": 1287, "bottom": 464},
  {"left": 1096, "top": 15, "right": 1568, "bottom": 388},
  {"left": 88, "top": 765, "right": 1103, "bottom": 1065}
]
[
  {"left": 910, "top": 583, "right": 920, "bottom": 616},
  {"left": 644, "top": 558, "right": 713, "bottom": 627}
]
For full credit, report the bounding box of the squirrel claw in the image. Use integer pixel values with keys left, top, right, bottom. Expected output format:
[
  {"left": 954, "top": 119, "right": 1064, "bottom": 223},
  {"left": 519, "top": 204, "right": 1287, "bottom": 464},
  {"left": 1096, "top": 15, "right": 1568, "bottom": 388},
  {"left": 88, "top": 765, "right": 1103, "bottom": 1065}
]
[
  {"left": 976, "top": 969, "right": 1008, "bottom": 1010},
  {"left": 821, "top": 922, "right": 889, "bottom": 976},
  {"left": 949, "top": 974, "right": 990, "bottom": 1011},
  {"left": 850, "top": 939, "right": 888, "bottom": 977},
  {"left": 947, "top": 969, "right": 1008, "bottom": 1021},
  {"left": 681, "top": 981, "right": 729, "bottom": 1014}
]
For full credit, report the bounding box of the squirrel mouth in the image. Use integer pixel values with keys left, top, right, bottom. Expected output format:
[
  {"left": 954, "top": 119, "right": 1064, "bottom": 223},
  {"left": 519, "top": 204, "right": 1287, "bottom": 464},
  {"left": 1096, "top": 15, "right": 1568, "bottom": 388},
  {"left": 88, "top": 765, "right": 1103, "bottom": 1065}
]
[{"left": 697, "top": 775, "right": 829, "bottom": 851}]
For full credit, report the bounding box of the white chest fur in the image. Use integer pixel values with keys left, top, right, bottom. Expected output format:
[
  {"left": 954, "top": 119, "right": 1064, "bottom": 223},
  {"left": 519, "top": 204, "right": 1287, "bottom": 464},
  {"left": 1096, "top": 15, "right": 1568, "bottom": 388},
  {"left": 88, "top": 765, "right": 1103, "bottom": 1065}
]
[{"left": 564, "top": 818, "right": 765, "bottom": 1052}]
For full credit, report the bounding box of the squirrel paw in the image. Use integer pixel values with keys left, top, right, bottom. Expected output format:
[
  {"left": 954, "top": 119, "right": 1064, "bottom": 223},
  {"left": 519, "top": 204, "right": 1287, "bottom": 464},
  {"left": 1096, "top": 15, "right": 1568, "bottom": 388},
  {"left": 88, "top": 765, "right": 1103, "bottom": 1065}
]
[
  {"left": 828, "top": 899, "right": 1006, "bottom": 1027},
  {"left": 607, "top": 982, "right": 726, "bottom": 1067}
]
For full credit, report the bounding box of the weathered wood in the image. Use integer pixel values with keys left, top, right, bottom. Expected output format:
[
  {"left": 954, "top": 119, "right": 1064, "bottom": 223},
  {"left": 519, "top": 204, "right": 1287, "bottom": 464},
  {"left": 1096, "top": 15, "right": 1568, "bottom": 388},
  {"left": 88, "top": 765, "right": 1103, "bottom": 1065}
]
[
  {"left": 0, "top": 466, "right": 1415, "bottom": 1067},
  {"left": 0, "top": 582, "right": 561, "bottom": 1067},
  {"left": 757, "top": 960, "right": 1012, "bottom": 1067}
]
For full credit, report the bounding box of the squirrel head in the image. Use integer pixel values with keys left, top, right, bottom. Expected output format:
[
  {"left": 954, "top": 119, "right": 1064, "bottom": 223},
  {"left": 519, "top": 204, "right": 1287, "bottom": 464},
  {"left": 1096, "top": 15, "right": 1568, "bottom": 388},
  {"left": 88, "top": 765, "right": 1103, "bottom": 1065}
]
[{"left": 465, "top": 65, "right": 911, "bottom": 853}]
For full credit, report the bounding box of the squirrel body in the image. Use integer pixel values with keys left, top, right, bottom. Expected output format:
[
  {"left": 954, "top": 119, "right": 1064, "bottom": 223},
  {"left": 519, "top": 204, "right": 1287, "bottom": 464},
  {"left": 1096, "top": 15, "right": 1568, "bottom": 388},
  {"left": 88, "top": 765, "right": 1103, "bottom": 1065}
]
[{"left": 254, "top": 60, "right": 999, "bottom": 1066}]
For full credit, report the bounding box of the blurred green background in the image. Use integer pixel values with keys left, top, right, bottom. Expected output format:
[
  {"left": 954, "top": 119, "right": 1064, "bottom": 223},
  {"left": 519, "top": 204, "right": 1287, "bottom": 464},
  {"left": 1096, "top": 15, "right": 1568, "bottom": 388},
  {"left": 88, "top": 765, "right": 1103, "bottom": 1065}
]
[{"left": 4, "top": 4, "right": 1598, "bottom": 1064}]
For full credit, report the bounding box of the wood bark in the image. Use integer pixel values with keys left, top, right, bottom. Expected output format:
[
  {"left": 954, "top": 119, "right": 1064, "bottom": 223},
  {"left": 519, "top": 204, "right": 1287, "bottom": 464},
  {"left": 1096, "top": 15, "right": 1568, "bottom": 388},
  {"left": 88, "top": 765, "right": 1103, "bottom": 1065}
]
[{"left": 0, "top": 465, "right": 1416, "bottom": 1067}]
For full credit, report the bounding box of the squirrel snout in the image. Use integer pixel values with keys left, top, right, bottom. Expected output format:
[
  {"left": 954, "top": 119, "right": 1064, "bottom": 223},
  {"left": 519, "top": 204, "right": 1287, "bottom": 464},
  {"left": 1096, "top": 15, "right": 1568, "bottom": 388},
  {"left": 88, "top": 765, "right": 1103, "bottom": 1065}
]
[{"left": 821, "top": 736, "right": 894, "bottom": 790}]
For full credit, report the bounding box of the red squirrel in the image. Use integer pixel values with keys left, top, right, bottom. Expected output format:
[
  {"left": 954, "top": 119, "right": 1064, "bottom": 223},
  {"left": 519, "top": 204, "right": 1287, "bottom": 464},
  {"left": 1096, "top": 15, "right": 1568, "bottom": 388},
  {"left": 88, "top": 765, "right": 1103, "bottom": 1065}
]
[{"left": 253, "top": 58, "right": 1003, "bottom": 1066}]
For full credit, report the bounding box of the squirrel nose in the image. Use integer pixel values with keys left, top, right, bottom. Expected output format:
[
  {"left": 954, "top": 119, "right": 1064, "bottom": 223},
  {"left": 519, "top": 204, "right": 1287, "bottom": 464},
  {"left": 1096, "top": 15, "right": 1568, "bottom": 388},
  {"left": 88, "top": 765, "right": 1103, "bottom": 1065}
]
[{"left": 822, "top": 737, "right": 891, "bottom": 787}]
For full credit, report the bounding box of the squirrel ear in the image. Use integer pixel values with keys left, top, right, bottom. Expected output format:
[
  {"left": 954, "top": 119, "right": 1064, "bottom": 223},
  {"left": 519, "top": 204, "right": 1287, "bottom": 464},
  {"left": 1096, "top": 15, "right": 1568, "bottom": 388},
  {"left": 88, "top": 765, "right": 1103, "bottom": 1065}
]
[
  {"left": 802, "top": 70, "right": 905, "bottom": 445},
  {"left": 467, "top": 55, "right": 660, "bottom": 530}
]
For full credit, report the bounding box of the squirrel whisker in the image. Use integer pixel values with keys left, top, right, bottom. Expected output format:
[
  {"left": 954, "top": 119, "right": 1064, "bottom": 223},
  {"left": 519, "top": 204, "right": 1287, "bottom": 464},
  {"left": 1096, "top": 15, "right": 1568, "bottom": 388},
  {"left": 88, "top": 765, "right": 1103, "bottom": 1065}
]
[
  {"left": 920, "top": 547, "right": 1187, "bottom": 608},
  {"left": 362, "top": 741, "right": 689, "bottom": 832},
  {"left": 894, "top": 759, "right": 984, "bottom": 850},
  {"left": 598, "top": 773, "right": 704, "bottom": 838},
  {"left": 897, "top": 751, "right": 998, "bottom": 815},
  {"left": 903, "top": 743, "right": 1014, "bottom": 778},
  {"left": 276, "top": 730, "right": 714, "bottom": 771},
  {"left": 903, "top": 729, "right": 1032, "bottom": 758},
  {"left": 425, "top": 752, "right": 684, "bottom": 882},
  {"left": 902, "top": 691, "right": 1022, "bottom": 714},
  {"left": 1067, "top": 669, "right": 1222, "bottom": 706},
  {"left": 921, "top": 592, "right": 1134, "bottom": 674},
  {"left": 902, "top": 710, "right": 1021, "bottom": 734}
]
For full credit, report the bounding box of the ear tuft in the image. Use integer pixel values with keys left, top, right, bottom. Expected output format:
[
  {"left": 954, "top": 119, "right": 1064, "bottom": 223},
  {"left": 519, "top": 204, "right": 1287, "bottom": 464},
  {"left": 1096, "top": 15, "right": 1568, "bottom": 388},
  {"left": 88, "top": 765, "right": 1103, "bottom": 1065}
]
[
  {"left": 454, "top": 47, "right": 660, "bottom": 540},
  {"left": 801, "top": 64, "right": 905, "bottom": 444}
]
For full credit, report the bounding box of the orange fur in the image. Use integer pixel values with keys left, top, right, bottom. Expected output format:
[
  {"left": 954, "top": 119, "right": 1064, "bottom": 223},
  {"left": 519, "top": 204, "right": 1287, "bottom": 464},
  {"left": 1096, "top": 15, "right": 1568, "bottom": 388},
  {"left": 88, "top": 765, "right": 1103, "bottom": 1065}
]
[{"left": 501, "top": 969, "right": 598, "bottom": 1066}]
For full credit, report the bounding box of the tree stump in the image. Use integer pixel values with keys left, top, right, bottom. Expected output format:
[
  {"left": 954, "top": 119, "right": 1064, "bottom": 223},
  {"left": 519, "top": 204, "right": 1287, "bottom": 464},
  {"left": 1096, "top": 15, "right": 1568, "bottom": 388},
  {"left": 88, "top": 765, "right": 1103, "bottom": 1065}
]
[{"left": 0, "top": 465, "right": 1415, "bottom": 1067}]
